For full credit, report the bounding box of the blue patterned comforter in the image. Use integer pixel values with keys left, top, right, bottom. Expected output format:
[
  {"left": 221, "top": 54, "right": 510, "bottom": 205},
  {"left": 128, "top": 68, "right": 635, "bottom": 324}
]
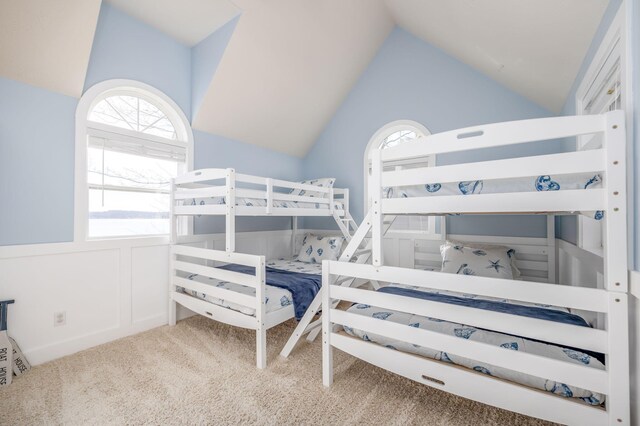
[
  {"left": 345, "top": 285, "right": 605, "bottom": 405},
  {"left": 219, "top": 264, "right": 321, "bottom": 320}
]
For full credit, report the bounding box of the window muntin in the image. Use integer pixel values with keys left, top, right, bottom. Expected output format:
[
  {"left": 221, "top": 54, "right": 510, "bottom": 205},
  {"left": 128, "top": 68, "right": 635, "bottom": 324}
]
[
  {"left": 85, "top": 91, "right": 187, "bottom": 239},
  {"left": 381, "top": 129, "right": 418, "bottom": 149},
  {"left": 89, "top": 95, "right": 178, "bottom": 140}
]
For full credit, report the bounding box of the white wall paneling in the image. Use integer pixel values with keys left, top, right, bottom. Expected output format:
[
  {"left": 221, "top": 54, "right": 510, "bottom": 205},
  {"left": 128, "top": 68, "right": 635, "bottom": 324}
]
[{"left": 0, "top": 230, "right": 296, "bottom": 366}]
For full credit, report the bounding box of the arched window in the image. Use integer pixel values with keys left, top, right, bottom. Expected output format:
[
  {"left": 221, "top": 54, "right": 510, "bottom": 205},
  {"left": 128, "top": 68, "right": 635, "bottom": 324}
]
[
  {"left": 75, "top": 80, "right": 193, "bottom": 240},
  {"left": 364, "top": 120, "right": 435, "bottom": 233}
]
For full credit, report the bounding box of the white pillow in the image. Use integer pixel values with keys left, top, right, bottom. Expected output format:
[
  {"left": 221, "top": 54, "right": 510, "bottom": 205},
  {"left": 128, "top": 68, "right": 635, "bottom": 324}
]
[
  {"left": 290, "top": 178, "right": 335, "bottom": 198},
  {"left": 440, "top": 241, "right": 519, "bottom": 280},
  {"left": 298, "top": 234, "right": 344, "bottom": 263}
]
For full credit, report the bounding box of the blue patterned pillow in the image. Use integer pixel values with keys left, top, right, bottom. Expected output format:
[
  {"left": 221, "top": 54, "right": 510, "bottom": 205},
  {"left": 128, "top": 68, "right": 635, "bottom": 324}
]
[
  {"left": 297, "top": 233, "right": 345, "bottom": 263},
  {"left": 289, "top": 178, "right": 335, "bottom": 198},
  {"left": 440, "top": 241, "right": 519, "bottom": 280}
]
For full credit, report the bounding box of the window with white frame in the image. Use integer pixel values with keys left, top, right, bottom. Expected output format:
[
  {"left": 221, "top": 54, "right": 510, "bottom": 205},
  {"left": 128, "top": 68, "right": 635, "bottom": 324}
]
[
  {"left": 364, "top": 120, "right": 434, "bottom": 233},
  {"left": 575, "top": 7, "right": 627, "bottom": 254},
  {"left": 76, "top": 81, "right": 192, "bottom": 239}
]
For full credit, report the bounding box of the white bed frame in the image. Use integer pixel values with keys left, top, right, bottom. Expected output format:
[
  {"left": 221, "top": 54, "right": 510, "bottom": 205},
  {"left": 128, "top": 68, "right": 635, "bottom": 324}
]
[
  {"left": 168, "top": 169, "right": 357, "bottom": 368},
  {"left": 322, "top": 111, "right": 631, "bottom": 425}
]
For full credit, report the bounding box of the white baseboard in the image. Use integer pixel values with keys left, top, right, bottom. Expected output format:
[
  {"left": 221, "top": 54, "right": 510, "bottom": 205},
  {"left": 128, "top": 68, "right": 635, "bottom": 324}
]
[{"left": 24, "top": 314, "right": 167, "bottom": 366}]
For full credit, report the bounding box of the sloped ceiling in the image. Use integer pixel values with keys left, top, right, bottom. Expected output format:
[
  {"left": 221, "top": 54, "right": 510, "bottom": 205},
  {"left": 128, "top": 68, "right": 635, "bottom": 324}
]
[
  {"left": 105, "top": 0, "right": 240, "bottom": 46},
  {"left": 0, "top": 0, "right": 609, "bottom": 155},
  {"left": 385, "top": 0, "right": 610, "bottom": 113},
  {"left": 192, "top": 0, "right": 395, "bottom": 157},
  {"left": 0, "top": 0, "right": 102, "bottom": 98}
]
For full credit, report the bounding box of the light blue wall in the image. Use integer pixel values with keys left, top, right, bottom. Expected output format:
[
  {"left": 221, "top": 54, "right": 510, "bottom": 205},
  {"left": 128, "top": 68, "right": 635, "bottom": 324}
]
[
  {"left": 0, "top": 3, "right": 303, "bottom": 246},
  {"left": 0, "top": 78, "right": 77, "bottom": 245},
  {"left": 84, "top": 3, "right": 192, "bottom": 118},
  {"left": 302, "top": 27, "right": 555, "bottom": 236},
  {"left": 556, "top": 0, "right": 624, "bottom": 246},
  {"left": 0, "top": 1, "right": 195, "bottom": 246},
  {"left": 191, "top": 17, "right": 239, "bottom": 119},
  {"left": 193, "top": 130, "right": 304, "bottom": 233}
]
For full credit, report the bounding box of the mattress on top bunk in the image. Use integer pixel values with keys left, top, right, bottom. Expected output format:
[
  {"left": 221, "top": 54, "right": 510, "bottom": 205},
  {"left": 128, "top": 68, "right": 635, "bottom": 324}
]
[
  {"left": 188, "top": 196, "right": 344, "bottom": 210},
  {"left": 343, "top": 284, "right": 605, "bottom": 405},
  {"left": 178, "top": 257, "right": 322, "bottom": 318},
  {"left": 384, "top": 173, "right": 603, "bottom": 220}
]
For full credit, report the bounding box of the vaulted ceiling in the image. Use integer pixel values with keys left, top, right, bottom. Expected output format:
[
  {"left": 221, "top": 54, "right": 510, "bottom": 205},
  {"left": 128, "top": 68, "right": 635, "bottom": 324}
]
[
  {"left": 104, "top": 0, "right": 241, "bottom": 46},
  {"left": 192, "top": 0, "right": 395, "bottom": 157},
  {"left": 0, "top": 0, "right": 610, "bottom": 156},
  {"left": 385, "top": 0, "right": 610, "bottom": 113},
  {"left": 0, "top": 0, "right": 102, "bottom": 98}
]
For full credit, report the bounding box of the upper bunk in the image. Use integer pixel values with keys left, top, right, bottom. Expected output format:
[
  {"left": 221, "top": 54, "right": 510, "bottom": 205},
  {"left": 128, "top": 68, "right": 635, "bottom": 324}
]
[
  {"left": 170, "top": 168, "right": 350, "bottom": 218},
  {"left": 370, "top": 111, "right": 626, "bottom": 219}
]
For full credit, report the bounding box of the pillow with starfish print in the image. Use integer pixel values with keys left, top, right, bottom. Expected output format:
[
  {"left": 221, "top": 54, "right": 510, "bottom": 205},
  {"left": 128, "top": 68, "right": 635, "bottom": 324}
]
[{"left": 439, "top": 241, "right": 519, "bottom": 280}]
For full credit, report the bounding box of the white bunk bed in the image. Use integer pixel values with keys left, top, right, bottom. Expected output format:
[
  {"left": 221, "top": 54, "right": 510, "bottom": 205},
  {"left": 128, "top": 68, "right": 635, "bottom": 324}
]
[
  {"left": 322, "top": 111, "right": 631, "bottom": 425},
  {"left": 168, "top": 169, "right": 356, "bottom": 369}
]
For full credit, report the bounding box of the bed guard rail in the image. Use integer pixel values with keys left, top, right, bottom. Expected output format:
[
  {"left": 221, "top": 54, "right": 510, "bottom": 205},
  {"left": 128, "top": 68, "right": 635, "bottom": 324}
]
[
  {"left": 169, "top": 245, "right": 266, "bottom": 330},
  {"left": 322, "top": 261, "right": 630, "bottom": 425},
  {"left": 171, "top": 168, "right": 348, "bottom": 216},
  {"left": 370, "top": 112, "right": 625, "bottom": 216}
]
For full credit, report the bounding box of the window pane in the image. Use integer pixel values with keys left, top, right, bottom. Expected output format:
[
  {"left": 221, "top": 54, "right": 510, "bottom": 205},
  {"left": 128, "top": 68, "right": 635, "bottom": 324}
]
[
  {"left": 89, "top": 95, "right": 177, "bottom": 140},
  {"left": 381, "top": 130, "right": 418, "bottom": 149},
  {"left": 88, "top": 147, "right": 178, "bottom": 191},
  {"left": 89, "top": 189, "right": 169, "bottom": 237}
]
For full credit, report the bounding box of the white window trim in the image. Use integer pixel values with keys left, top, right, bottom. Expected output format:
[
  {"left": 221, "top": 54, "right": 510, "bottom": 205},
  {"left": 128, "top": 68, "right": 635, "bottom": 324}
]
[
  {"left": 74, "top": 79, "right": 194, "bottom": 242},
  {"left": 363, "top": 120, "right": 437, "bottom": 234},
  {"left": 574, "top": 4, "right": 633, "bottom": 256}
]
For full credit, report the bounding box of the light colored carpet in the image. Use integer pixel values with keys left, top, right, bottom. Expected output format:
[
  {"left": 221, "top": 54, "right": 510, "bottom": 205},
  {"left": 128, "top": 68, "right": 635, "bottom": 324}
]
[{"left": 0, "top": 316, "right": 555, "bottom": 425}]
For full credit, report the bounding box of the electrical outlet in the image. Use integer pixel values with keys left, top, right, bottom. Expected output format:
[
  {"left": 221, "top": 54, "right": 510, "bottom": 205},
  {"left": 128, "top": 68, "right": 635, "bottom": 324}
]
[{"left": 54, "top": 311, "right": 66, "bottom": 327}]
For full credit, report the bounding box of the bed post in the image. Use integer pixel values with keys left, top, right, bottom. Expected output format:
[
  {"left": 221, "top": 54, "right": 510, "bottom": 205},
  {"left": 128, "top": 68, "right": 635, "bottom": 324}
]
[
  {"left": 322, "top": 260, "right": 333, "bottom": 387},
  {"left": 226, "top": 168, "right": 236, "bottom": 253},
  {"left": 546, "top": 216, "right": 557, "bottom": 284},
  {"left": 371, "top": 149, "right": 383, "bottom": 266},
  {"left": 603, "top": 110, "right": 630, "bottom": 424},
  {"left": 256, "top": 256, "right": 266, "bottom": 369},
  {"left": 291, "top": 216, "right": 298, "bottom": 257},
  {"left": 343, "top": 188, "right": 350, "bottom": 219},
  {"left": 168, "top": 177, "right": 177, "bottom": 326}
]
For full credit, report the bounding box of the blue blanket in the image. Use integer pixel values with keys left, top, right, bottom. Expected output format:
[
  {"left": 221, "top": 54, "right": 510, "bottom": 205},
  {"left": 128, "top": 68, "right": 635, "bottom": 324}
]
[
  {"left": 379, "top": 286, "right": 604, "bottom": 363},
  {"left": 379, "top": 286, "right": 590, "bottom": 327},
  {"left": 219, "top": 264, "right": 321, "bottom": 320}
]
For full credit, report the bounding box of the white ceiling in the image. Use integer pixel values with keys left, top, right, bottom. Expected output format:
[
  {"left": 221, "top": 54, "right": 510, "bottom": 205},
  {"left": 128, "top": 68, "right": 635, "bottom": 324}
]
[
  {"left": 105, "top": 0, "right": 241, "bottom": 46},
  {"left": 0, "top": 0, "right": 102, "bottom": 98},
  {"left": 192, "top": 0, "right": 395, "bottom": 157},
  {"left": 385, "top": 0, "right": 610, "bottom": 113}
]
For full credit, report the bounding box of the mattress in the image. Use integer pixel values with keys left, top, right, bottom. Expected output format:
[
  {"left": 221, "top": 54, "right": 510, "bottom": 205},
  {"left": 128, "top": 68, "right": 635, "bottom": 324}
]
[
  {"left": 344, "top": 285, "right": 605, "bottom": 405},
  {"left": 384, "top": 173, "right": 603, "bottom": 220},
  {"left": 178, "top": 257, "right": 321, "bottom": 317},
  {"left": 189, "top": 196, "right": 344, "bottom": 210}
]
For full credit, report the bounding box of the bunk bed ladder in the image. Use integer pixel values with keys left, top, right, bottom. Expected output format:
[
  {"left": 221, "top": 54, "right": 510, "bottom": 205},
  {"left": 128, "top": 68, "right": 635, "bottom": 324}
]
[
  {"left": 332, "top": 211, "right": 357, "bottom": 242},
  {"left": 280, "top": 212, "right": 396, "bottom": 357}
]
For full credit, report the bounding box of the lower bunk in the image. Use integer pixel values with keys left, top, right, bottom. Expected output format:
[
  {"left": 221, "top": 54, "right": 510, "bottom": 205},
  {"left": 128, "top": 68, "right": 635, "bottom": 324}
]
[
  {"left": 343, "top": 285, "right": 604, "bottom": 404},
  {"left": 169, "top": 234, "right": 343, "bottom": 368},
  {"left": 322, "top": 262, "right": 629, "bottom": 426}
]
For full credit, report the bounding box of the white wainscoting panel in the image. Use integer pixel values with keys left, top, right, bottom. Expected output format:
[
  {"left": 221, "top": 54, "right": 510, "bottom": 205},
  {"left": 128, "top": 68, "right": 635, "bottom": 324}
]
[
  {"left": 0, "top": 249, "right": 122, "bottom": 365},
  {"left": 0, "top": 230, "right": 296, "bottom": 366},
  {"left": 131, "top": 245, "right": 170, "bottom": 325}
]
